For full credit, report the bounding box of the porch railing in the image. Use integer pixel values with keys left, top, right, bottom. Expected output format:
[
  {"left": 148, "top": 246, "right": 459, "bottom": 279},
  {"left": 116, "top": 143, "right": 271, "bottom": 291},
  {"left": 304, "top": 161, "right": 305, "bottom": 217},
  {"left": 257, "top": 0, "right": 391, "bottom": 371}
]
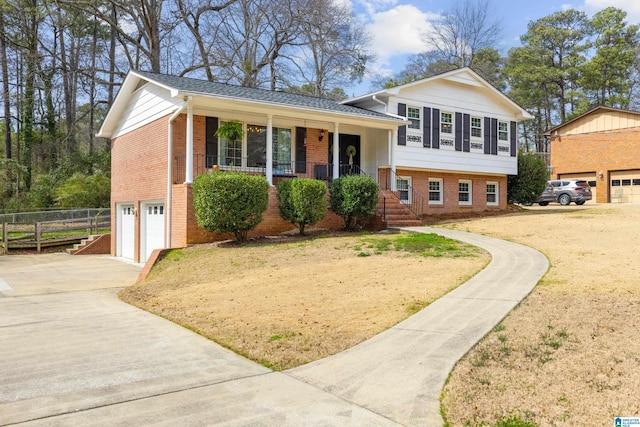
[
  {"left": 378, "top": 167, "right": 425, "bottom": 219},
  {"left": 172, "top": 154, "right": 362, "bottom": 184}
]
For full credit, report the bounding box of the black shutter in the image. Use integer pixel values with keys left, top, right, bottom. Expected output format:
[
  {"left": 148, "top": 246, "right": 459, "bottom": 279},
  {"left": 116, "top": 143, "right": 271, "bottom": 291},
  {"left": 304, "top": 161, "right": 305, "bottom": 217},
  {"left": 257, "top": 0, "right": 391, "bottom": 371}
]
[
  {"left": 483, "top": 117, "right": 491, "bottom": 154},
  {"left": 432, "top": 108, "right": 440, "bottom": 149},
  {"left": 398, "top": 103, "right": 406, "bottom": 146},
  {"left": 510, "top": 121, "right": 517, "bottom": 157},
  {"left": 454, "top": 112, "right": 463, "bottom": 151},
  {"left": 491, "top": 118, "right": 498, "bottom": 155},
  {"left": 463, "top": 114, "right": 470, "bottom": 152},
  {"left": 295, "top": 127, "right": 307, "bottom": 173},
  {"left": 423, "top": 107, "right": 431, "bottom": 148},
  {"left": 205, "top": 117, "right": 218, "bottom": 167}
]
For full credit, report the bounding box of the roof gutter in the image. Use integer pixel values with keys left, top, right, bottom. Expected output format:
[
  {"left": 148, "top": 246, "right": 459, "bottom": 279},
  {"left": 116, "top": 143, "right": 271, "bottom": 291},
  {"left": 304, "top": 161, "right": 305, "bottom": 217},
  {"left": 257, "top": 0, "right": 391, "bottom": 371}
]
[
  {"left": 166, "top": 100, "right": 187, "bottom": 249},
  {"left": 372, "top": 95, "right": 408, "bottom": 122}
]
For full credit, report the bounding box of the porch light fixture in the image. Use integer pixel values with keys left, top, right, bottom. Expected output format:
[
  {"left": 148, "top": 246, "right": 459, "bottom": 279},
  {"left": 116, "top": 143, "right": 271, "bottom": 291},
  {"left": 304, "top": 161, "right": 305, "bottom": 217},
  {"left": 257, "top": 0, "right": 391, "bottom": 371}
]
[
  {"left": 599, "top": 170, "right": 603, "bottom": 178},
  {"left": 319, "top": 129, "right": 324, "bottom": 141}
]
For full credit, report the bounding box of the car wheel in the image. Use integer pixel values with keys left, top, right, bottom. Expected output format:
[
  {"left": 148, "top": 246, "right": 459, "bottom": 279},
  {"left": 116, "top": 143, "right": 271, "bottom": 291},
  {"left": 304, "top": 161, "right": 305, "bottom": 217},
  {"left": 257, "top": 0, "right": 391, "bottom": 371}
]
[
  {"left": 558, "top": 193, "right": 571, "bottom": 205},
  {"left": 575, "top": 200, "right": 585, "bottom": 205},
  {"left": 539, "top": 201, "right": 549, "bottom": 206}
]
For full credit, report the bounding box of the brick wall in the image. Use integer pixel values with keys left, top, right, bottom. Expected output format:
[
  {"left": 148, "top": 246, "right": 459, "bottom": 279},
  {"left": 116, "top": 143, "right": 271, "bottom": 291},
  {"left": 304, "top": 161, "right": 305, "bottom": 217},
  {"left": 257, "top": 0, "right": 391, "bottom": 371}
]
[
  {"left": 111, "top": 114, "right": 170, "bottom": 259},
  {"left": 172, "top": 185, "right": 345, "bottom": 245},
  {"left": 396, "top": 168, "right": 508, "bottom": 216},
  {"left": 550, "top": 127, "right": 640, "bottom": 203}
]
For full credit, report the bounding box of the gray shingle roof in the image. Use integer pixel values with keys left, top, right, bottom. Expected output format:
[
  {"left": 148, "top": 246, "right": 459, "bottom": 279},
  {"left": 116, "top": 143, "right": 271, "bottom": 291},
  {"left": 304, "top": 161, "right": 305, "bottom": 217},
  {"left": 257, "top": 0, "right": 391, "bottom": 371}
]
[{"left": 135, "top": 71, "right": 402, "bottom": 122}]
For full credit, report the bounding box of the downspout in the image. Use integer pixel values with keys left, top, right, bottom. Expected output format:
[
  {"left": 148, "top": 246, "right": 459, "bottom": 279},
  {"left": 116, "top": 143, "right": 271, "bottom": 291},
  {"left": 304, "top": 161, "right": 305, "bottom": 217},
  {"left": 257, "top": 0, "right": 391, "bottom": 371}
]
[
  {"left": 372, "top": 95, "right": 407, "bottom": 121},
  {"left": 166, "top": 100, "right": 187, "bottom": 249}
]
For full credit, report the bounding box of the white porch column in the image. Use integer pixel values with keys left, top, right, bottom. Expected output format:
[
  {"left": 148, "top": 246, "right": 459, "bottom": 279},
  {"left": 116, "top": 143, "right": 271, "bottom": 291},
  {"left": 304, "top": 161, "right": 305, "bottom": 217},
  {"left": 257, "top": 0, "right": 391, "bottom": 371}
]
[
  {"left": 266, "top": 115, "right": 273, "bottom": 186},
  {"left": 390, "top": 128, "right": 397, "bottom": 191},
  {"left": 332, "top": 122, "right": 340, "bottom": 180},
  {"left": 184, "top": 97, "right": 194, "bottom": 184}
]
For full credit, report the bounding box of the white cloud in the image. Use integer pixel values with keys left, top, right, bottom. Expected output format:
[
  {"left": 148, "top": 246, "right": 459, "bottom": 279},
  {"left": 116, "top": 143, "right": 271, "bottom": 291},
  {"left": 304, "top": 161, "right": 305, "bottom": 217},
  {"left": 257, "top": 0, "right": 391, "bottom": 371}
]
[
  {"left": 584, "top": 0, "right": 640, "bottom": 23},
  {"left": 364, "top": 4, "right": 437, "bottom": 75}
]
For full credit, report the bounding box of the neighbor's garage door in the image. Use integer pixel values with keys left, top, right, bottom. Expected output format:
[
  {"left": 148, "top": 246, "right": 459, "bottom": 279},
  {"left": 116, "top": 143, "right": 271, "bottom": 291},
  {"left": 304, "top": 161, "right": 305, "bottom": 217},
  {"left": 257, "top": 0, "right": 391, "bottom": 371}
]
[
  {"left": 610, "top": 171, "right": 640, "bottom": 203},
  {"left": 142, "top": 203, "right": 165, "bottom": 262},
  {"left": 559, "top": 173, "right": 597, "bottom": 203},
  {"left": 119, "top": 205, "right": 135, "bottom": 260}
]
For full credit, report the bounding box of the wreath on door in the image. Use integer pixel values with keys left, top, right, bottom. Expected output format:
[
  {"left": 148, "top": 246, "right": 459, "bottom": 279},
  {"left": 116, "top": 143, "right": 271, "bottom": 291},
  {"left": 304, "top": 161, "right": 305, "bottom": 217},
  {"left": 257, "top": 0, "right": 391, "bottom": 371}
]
[{"left": 346, "top": 145, "right": 357, "bottom": 165}]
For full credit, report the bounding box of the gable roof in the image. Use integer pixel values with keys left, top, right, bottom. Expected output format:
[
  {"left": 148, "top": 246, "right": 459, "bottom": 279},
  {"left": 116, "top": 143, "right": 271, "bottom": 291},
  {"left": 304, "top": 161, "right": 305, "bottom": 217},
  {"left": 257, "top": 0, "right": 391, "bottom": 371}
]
[
  {"left": 343, "top": 67, "right": 533, "bottom": 121},
  {"left": 98, "top": 71, "right": 406, "bottom": 138},
  {"left": 543, "top": 106, "right": 640, "bottom": 136}
]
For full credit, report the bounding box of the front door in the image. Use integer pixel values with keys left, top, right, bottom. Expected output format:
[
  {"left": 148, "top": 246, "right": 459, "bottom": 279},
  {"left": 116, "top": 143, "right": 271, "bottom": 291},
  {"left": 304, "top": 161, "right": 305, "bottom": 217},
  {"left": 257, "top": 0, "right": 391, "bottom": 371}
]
[{"left": 328, "top": 133, "right": 361, "bottom": 176}]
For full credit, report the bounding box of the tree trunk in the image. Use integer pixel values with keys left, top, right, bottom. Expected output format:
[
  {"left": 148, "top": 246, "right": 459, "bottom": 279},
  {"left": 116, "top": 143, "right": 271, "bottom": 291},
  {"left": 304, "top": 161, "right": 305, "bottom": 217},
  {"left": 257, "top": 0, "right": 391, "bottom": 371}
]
[{"left": 0, "top": 9, "right": 11, "bottom": 160}]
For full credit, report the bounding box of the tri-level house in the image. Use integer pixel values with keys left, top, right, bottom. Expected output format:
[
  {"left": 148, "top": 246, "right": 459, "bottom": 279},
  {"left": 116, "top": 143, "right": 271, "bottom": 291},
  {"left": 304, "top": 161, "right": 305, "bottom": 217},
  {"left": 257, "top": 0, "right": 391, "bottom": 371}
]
[{"left": 98, "top": 67, "right": 531, "bottom": 263}]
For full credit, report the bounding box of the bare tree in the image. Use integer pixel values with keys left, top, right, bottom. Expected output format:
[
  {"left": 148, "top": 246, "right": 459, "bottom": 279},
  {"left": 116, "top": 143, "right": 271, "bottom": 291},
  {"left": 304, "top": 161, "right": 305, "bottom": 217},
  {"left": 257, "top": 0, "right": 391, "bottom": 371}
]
[
  {"left": 174, "top": 0, "right": 236, "bottom": 81},
  {"left": 210, "top": 0, "right": 304, "bottom": 88},
  {"left": 424, "top": 0, "right": 501, "bottom": 68},
  {"left": 289, "top": 0, "right": 371, "bottom": 97}
]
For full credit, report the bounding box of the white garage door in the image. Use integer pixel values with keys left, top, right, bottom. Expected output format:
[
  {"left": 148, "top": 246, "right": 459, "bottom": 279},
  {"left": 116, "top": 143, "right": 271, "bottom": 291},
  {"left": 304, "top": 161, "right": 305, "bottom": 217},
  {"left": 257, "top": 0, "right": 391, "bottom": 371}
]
[
  {"left": 142, "top": 203, "right": 165, "bottom": 262},
  {"left": 610, "top": 171, "right": 640, "bottom": 203},
  {"left": 559, "top": 173, "right": 597, "bottom": 203},
  {"left": 120, "top": 205, "right": 135, "bottom": 260}
]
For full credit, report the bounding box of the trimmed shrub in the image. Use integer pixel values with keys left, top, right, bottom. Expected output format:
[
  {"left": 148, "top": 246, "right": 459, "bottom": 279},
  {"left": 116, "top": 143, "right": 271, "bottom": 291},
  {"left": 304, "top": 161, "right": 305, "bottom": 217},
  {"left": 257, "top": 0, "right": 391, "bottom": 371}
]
[
  {"left": 329, "top": 174, "right": 378, "bottom": 230},
  {"left": 192, "top": 171, "right": 269, "bottom": 242},
  {"left": 277, "top": 178, "right": 327, "bottom": 235},
  {"left": 508, "top": 152, "right": 549, "bottom": 205}
]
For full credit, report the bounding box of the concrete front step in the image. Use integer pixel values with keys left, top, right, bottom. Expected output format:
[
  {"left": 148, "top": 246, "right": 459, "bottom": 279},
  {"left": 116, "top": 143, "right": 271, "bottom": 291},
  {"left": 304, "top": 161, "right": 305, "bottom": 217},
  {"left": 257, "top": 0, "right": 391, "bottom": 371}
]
[{"left": 66, "top": 234, "right": 102, "bottom": 255}]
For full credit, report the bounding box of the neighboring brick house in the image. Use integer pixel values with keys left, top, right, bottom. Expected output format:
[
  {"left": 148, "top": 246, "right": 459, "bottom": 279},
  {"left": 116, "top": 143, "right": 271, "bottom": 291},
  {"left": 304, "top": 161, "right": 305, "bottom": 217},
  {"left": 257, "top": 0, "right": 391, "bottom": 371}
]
[
  {"left": 98, "top": 68, "right": 531, "bottom": 263},
  {"left": 544, "top": 106, "right": 640, "bottom": 204}
]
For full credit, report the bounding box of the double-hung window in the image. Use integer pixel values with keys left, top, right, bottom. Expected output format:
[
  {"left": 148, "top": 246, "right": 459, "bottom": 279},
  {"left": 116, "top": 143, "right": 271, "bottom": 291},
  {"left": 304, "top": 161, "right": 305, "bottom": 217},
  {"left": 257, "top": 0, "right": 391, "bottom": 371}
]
[
  {"left": 407, "top": 107, "right": 421, "bottom": 130},
  {"left": 441, "top": 112, "right": 453, "bottom": 135},
  {"left": 486, "top": 182, "right": 498, "bottom": 206},
  {"left": 497, "top": 121, "right": 510, "bottom": 154},
  {"left": 396, "top": 176, "right": 411, "bottom": 204},
  {"left": 498, "top": 121, "right": 509, "bottom": 141},
  {"left": 428, "top": 178, "right": 443, "bottom": 205},
  {"left": 471, "top": 117, "right": 482, "bottom": 138},
  {"left": 458, "top": 180, "right": 472, "bottom": 205}
]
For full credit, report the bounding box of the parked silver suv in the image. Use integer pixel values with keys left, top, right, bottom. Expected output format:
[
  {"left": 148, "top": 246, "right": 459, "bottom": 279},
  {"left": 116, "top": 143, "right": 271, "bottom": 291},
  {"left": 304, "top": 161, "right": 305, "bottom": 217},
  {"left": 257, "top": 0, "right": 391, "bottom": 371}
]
[{"left": 537, "top": 180, "right": 592, "bottom": 206}]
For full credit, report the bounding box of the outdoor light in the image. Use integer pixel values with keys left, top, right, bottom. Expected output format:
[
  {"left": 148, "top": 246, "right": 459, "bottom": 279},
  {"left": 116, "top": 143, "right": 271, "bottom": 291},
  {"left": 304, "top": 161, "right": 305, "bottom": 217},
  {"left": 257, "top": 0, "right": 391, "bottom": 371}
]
[
  {"left": 319, "top": 129, "right": 325, "bottom": 141},
  {"left": 599, "top": 170, "right": 603, "bottom": 178}
]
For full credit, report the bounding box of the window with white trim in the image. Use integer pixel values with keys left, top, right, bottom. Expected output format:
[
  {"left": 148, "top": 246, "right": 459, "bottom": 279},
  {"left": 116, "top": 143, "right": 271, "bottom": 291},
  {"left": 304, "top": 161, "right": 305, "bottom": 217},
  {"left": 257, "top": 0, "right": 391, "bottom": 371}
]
[
  {"left": 498, "top": 121, "right": 509, "bottom": 141},
  {"left": 486, "top": 181, "right": 498, "bottom": 206},
  {"left": 471, "top": 117, "right": 482, "bottom": 138},
  {"left": 396, "top": 176, "right": 411, "bottom": 204},
  {"left": 497, "top": 121, "right": 510, "bottom": 154},
  {"left": 428, "top": 178, "right": 443, "bottom": 205},
  {"left": 441, "top": 112, "right": 453, "bottom": 134},
  {"left": 458, "top": 180, "right": 472, "bottom": 205},
  {"left": 407, "top": 107, "right": 421, "bottom": 130}
]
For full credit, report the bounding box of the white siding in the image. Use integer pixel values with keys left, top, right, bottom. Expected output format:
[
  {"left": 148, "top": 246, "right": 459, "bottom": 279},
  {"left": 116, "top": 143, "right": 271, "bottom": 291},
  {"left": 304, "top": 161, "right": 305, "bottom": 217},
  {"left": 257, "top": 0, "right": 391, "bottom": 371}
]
[
  {"left": 395, "top": 145, "right": 517, "bottom": 175},
  {"left": 111, "top": 83, "right": 179, "bottom": 138},
  {"left": 385, "top": 76, "right": 520, "bottom": 175}
]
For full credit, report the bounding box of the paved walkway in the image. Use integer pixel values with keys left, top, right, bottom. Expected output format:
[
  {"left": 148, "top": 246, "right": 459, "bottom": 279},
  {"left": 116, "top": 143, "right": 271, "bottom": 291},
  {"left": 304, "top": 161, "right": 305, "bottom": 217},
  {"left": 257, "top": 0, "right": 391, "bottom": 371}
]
[{"left": 0, "top": 228, "right": 548, "bottom": 426}]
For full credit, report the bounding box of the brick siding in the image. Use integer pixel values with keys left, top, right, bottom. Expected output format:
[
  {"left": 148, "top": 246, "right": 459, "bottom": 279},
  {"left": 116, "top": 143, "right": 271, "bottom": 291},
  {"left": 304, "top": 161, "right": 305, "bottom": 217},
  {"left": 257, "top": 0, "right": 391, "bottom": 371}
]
[{"left": 550, "top": 126, "right": 640, "bottom": 203}]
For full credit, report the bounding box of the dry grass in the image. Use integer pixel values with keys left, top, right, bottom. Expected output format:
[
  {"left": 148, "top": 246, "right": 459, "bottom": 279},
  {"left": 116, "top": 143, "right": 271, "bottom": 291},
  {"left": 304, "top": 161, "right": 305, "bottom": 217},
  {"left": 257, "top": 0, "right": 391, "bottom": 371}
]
[
  {"left": 440, "top": 204, "right": 640, "bottom": 426},
  {"left": 120, "top": 231, "right": 487, "bottom": 370}
]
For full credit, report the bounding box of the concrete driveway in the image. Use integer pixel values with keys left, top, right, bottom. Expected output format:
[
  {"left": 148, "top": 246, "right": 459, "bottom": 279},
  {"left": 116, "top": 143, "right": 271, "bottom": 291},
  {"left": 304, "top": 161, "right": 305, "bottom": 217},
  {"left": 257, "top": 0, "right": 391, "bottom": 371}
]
[
  {"left": 0, "top": 227, "right": 548, "bottom": 426},
  {"left": 0, "top": 254, "right": 398, "bottom": 426}
]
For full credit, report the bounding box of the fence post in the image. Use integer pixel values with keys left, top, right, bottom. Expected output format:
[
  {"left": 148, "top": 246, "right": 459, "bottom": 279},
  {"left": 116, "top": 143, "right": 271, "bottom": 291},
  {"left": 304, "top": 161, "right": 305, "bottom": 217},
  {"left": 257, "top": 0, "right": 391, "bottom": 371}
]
[
  {"left": 36, "top": 222, "right": 42, "bottom": 253},
  {"left": 2, "top": 222, "right": 7, "bottom": 254}
]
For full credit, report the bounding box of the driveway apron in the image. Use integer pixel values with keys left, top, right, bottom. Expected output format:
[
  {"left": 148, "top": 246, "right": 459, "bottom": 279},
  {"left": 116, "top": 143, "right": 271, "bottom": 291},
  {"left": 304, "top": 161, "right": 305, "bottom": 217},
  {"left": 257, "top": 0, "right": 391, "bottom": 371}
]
[{"left": 0, "top": 228, "right": 548, "bottom": 426}]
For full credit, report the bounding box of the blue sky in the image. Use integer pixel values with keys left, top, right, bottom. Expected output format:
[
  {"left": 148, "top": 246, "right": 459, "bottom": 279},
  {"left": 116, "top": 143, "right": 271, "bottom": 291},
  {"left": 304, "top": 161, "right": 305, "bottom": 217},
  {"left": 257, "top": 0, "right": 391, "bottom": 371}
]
[{"left": 344, "top": 0, "right": 640, "bottom": 95}]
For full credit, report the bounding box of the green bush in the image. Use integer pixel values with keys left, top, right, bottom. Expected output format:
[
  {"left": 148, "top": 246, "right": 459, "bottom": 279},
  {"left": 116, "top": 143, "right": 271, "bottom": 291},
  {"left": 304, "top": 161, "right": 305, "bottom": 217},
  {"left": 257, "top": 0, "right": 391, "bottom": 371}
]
[
  {"left": 508, "top": 153, "right": 549, "bottom": 205},
  {"left": 277, "top": 178, "right": 327, "bottom": 235},
  {"left": 192, "top": 171, "right": 269, "bottom": 242},
  {"left": 55, "top": 173, "right": 111, "bottom": 208},
  {"left": 329, "top": 174, "right": 378, "bottom": 230}
]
